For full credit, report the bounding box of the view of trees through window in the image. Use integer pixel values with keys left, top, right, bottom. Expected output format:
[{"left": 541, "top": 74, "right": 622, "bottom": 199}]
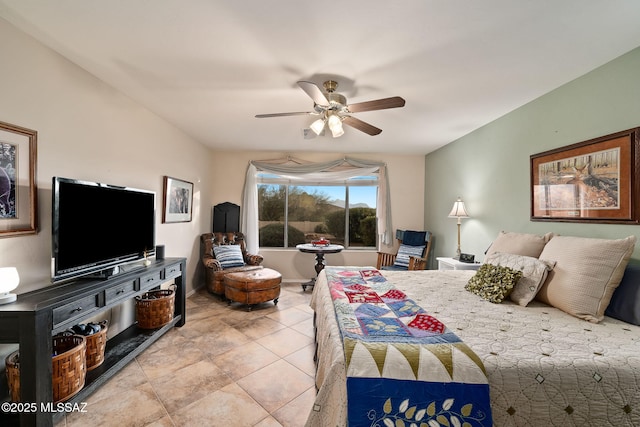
[{"left": 257, "top": 180, "right": 377, "bottom": 249}]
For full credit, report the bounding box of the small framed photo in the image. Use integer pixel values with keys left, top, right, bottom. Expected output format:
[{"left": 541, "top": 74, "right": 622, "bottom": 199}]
[
  {"left": 530, "top": 127, "right": 640, "bottom": 223},
  {"left": 162, "top": 176, "right": 193, "bottom": 223},
  {"left": 0, "top": 120, "right": 37, "bottom": 236}
]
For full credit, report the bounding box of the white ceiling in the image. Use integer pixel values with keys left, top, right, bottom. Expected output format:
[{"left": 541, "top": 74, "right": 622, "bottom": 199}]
[{"left": 2, "top": 1, "right": 640, "bottom": 154}]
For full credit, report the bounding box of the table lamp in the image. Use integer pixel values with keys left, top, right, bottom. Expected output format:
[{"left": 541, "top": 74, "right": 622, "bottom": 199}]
[
  {"left": 0, "top": 267, "right": 19, "bottom": 304},
  {"left": 448, "top": 197, "right": 470, "bottom": 259}
]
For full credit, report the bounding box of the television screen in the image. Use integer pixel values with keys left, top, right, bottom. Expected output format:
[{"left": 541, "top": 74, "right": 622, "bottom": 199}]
[{"left": 52, "top": 177, "right": 155, "bottom": 283}]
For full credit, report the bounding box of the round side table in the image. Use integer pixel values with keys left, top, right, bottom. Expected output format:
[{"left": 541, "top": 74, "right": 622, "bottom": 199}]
[{"left": 296, "top": 243, "right": 344, "bottom": 291}]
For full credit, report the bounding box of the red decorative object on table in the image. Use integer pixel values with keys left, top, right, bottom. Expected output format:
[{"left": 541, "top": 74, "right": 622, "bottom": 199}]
[{"left": 312, "top": 238, "right": 330, "bottom": 246}]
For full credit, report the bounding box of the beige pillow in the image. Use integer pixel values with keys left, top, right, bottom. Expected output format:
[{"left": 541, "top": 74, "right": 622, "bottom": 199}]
[
  {"left": 536, "top": 235, "right": 636, "bottom": 322},
  {"left": 485, "top": 252, "right": 555, "bottom": 306},
  {"left": 485, "top": 231, "right": 554, "bottom": 259}
]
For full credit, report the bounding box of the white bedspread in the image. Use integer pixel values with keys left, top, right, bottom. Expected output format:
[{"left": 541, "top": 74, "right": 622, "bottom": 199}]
[{"left": 306, "top": 269, "right": 640, "bottom": 427}]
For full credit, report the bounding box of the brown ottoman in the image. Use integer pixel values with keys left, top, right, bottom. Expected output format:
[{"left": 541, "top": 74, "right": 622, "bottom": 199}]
[{"left": 224, "top": 268, "right": 282, "bottom": 310}]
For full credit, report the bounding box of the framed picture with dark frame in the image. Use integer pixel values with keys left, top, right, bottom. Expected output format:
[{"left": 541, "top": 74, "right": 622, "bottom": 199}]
[
  {"left": 530, "top": 127, "right": 640, "bottom": 223},
  {"left": 0, "top": 120, "right": 37, "bottom": 236},
  {"left": 162, "top": 176, "right": 193, "bottom": 223}
]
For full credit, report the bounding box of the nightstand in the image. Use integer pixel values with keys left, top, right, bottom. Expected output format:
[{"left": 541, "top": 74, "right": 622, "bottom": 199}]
[{"left": 436, "top": 257, "right": 481, "bottom": 271}]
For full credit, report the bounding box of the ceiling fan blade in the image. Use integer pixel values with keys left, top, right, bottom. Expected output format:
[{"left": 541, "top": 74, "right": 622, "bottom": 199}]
[
  {"left": 347, "top": 96, "right": 406, "bottom": 113},
  {"left": 255, "top": 111, "right": 315, "bottom": 118},
  {"left": 342, "top": 116, "right": 382, "bottom": 136},
  {"left": 297, "top": 81, "right": 329, "bottom": 106}
]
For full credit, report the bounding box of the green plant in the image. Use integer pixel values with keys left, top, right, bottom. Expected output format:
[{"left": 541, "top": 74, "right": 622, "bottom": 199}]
[
  {"left": 359, "top": 216, "right": 377, "bottom": 246},
  {"left": 259, "top": 223, "right": 306, "bottom": 247},
  {"left": 349, "top": 207, "right": 376, "bottom": 244},
  {"left": 325, "top": 210, "right": 345, "bottom": 239},
  {"left": 325, "top": 207, "right": 377, "bottom": 245},
  {"left": 314, "top": 223, "right": 329, "bottom": 234}
]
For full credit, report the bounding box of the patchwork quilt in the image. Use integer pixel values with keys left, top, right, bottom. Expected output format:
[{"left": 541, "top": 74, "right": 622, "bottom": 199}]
[{"left": 323, "top": 266, "right": 493, "bottom": 427}]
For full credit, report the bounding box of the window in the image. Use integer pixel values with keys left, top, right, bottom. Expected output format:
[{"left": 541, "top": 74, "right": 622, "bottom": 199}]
[
  {"left": 242, "top": 157, "right": 392, "bottom": 255},
  {"left": 257, "top": 174, "right": 377, "bottom": 248}
]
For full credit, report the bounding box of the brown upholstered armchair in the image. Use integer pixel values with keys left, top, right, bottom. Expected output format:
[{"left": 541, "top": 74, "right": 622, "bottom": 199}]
[
  {"left": 201, "top": 232, "right": 263, "bottom": 295},
  {"left": 376, "top": 230, "right": 433, "bottom": 271}
]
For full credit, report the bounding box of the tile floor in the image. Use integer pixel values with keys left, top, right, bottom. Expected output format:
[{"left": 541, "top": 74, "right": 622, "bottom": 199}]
[{"left": 57, "top": 283, "right": 317, "bottom": 427}]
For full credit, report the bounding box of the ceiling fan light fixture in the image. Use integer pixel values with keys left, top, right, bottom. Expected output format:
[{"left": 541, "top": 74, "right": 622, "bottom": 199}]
[
  {"left": 310, "top": 118, "right": 325, "bottom": 135},
  {"left": 256, "top": 80, "right": 405, "bottom": 137},
  {"left": 328, "top": 114, "right": 344, "bottom": 138}
]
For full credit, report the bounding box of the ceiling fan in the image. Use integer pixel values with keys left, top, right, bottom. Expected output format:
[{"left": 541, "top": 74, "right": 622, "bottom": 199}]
[{"left": 255, "top": 80, "right": 405, "bottom": 137}]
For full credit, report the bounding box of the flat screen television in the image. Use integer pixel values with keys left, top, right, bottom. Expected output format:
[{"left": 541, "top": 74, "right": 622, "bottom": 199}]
[{"left": 52, "top": 177, "right": 155, "bottom": 283}]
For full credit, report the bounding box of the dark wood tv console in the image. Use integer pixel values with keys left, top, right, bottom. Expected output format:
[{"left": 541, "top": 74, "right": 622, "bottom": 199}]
[{"left": 0, "top": 257, "right": 186, "bottom": 427}]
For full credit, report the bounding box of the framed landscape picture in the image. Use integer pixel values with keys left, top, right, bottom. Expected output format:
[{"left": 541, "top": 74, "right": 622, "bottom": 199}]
[
  {"left": 162, "top": 176, "right": 193, "bottom": 223},
  {"left": 530, "top": 128, "right": 640, "bottom": 223},
  {"left": 0, "top": 121, "right": 37, "bottom": 236}
]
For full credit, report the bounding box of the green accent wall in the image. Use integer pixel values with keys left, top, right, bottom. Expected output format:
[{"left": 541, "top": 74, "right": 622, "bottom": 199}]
[{"left": 425, "top": 46, "right": 640, "bottom": 265}]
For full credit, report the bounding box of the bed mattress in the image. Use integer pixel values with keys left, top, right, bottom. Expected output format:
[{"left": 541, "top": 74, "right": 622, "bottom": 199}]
[{"left": 306, "top": 269, "right": 640, "bottom": 426}]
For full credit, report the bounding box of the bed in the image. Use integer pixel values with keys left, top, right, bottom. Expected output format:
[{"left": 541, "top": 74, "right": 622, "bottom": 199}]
[{"left": 305, "top": 248, "right": 640, "bottom": 426}]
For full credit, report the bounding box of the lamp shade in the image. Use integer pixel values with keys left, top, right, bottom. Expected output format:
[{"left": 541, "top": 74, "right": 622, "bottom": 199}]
[
  {"left": 448, "top": 197, "right": 470, "bottom": 218},
  {"left": 0, "top": 267, "right": 19, "bottom": 304},
  {"left": 327, "top": 114, "right": 344, "bottom": 138},
  {"left": 310, "top": 118, "right": 325, "bottom": 135}
]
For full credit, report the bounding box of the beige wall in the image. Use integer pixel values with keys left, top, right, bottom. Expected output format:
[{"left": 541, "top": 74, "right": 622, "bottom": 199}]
[
  {"left": 0, "top": 16, "right": 425, "bottom": 347},
  {"left": 0, "top": 18, "right": 214, "bottom": 338},
  {"left": 208, "top": 151, "right": 425, "bottom": 281}
]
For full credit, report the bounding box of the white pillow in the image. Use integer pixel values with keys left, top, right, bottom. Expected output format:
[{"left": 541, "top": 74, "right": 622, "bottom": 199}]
[
  {"left": 536, "top": 235, "right": 636, "bottom": 322},
  {"left": 484, "top": 252, "right": 555, "bottom": 306}
]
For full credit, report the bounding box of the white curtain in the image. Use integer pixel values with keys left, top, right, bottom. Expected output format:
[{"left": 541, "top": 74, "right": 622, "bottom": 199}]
[{"left": 241, "top": 157, "right": 392, "bottom": 254}]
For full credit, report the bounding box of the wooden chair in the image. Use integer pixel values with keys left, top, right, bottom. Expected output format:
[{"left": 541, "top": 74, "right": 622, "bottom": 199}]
[{"left": 376, "top": 230, "right": 433, "bottom": 271}]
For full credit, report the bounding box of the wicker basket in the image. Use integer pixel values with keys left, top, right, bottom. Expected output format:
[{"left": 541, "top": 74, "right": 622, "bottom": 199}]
[
  {"left": 85, "top": 320, "right": 109, "bottom": 371},
  {"left": 5, "top": 351, "right": 20, "bottom": 403},
  {"left": 135, "top": 287, "right": 175, "bottom": 329},
  {"left": 52, "top": 334, "right": 86, "bottom": 402},
  {"left": 5, "top": 334, "right": 86, "bottom": 403}
]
